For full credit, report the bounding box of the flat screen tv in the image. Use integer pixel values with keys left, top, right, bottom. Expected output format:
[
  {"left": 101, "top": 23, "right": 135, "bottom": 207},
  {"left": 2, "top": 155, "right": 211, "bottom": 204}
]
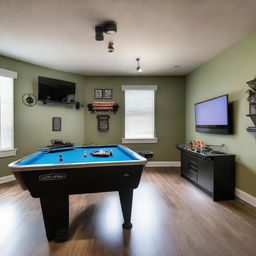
[
  {"left": 38, "top": 77, "right": 76, "bottom": 104},
  {"left": 195, "top": 94, "right": 230, "bottom": 134}
]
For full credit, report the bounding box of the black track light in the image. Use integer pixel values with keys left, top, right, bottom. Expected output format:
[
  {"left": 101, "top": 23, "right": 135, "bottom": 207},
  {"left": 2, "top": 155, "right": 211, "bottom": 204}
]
[
  {"left": 108, "top": 42, "right": 114, "bottom": 53},
  {"left": 95, "top": 25, "right": 104, "bottom": 41},
  {"left": 136, "top": 58, "right": 142, "bottom": 72},
  {"left": 103, "top": 21, "right": 117, "bottom": 35},
  {"left": 94, "top": 21, "right": 117, "bottom": 41}
]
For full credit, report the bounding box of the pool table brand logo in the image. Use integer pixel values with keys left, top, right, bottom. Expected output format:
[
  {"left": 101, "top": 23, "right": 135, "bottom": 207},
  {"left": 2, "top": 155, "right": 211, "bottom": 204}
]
[{"left": 39, "top": 173, "right": 67, "bottom": 181}]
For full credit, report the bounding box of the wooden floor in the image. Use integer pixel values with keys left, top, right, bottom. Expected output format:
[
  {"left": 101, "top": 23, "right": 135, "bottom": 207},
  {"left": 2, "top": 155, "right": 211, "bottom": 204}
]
[{"left": 0, "top": 167, "right": 256, "bottom": 256}]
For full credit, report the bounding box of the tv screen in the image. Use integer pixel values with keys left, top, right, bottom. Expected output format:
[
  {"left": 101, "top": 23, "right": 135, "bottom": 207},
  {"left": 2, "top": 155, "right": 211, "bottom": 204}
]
[
  {"left": 195, "top": 95, "right": 230, "bottom": 134},
  {"left": 38, "top": 77, "right": 76, "bottom": 104}
]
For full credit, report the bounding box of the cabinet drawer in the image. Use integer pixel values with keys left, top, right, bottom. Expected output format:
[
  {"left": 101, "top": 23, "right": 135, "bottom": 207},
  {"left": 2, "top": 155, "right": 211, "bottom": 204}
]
[
  {"left": 181, "top": 153, "right": 198, "bottom": 182},
  {"left": 189, "top": 162, "right": 198, "bottom": 171},
  {"left": 188, "top": 169, "right": 197, "bottom": 182},
  {"left": 182, "top": 153, "right": 198, "bottom": 171}
]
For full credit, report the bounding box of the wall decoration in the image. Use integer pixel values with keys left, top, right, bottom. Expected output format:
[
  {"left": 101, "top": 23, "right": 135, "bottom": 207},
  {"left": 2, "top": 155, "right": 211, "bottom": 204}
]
[
  {"left": 94, "top": 89, "right": 103, "bottom": 99},
  {"left": 52, "top": 117, "right": 61, "bottom": 131},
  {"left": 246, "top": 77, "right": 256, "bottom": 102},
  {"left": 97, "top": 115, "right": 110, "bottom": 131},
  {"left": 87, "top": 102, "right": 119, "bottom": 113},
  {"left": 246, "top": 77, "right": 256, "bottom": 132},
  {"left": 103, "top": 89, "right": 112, "bottom": 99},
  {"left": 22, "top": 93, "right": 37, "bottom": 107},
  {"left": 249, "top": 102, "right": 256, "bottom": 115}
]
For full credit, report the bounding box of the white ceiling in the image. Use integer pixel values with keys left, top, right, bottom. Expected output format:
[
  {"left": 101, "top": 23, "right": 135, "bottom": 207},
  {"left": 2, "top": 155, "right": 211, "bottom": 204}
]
[{"left": 0, "top": 0, "right": 256, "bottom": 76}]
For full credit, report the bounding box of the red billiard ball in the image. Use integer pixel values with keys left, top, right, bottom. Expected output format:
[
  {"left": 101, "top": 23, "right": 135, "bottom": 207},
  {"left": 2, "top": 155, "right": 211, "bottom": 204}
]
[{"left": 59, "top": 155, "right": 63, "bottom": 161}]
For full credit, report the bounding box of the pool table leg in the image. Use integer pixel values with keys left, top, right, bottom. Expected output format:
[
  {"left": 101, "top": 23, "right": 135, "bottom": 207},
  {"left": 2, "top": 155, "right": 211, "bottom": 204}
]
[
  {"left": 119, "top": 189, "right": 133, "bottom": 229},
  {"left": 40, "top": 195, "right": 69, "bottom": 242}
]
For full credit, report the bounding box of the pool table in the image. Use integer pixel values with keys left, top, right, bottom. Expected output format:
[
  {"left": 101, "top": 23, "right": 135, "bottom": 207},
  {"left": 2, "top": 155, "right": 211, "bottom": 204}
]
[{"left": 9, "top": 144, "right": 147, "bottom": 242}]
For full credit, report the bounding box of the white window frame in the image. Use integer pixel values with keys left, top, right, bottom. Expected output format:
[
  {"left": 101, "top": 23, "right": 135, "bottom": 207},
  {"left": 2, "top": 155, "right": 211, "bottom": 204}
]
[
  {"left": 121, "top": 85, "right": 158, "bottom": 144},
  {"left": 0, "top": 68, "right": 17, "bottom": 158}
]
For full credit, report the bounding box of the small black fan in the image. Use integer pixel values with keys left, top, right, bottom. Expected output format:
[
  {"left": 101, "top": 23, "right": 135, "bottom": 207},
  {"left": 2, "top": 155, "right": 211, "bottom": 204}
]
[{"left": 22, "top": 93, "right": 37, "bottom": 107}]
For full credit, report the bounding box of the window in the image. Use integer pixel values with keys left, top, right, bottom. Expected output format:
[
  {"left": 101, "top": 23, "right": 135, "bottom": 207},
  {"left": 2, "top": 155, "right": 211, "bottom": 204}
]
[
  {"left": 0, "top": 68, "right": 17, "bottom": 158},
  {"left": 122, "top": 85, "right": 158, "bottom": 143}
]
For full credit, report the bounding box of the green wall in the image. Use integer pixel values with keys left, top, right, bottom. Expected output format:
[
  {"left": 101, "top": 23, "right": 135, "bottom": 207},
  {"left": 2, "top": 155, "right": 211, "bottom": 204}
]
[
  {"left": 83, "top": 76, "right": 185, "bottom": 160},
  {"left": 0, "top": 56, "right": 185, "bottom": 177},
  {"left": 0, "top": 55, "right": 86, "bottom": 177},
  {"left": 186, "top": 32, "right": 256, "bottom": 197}
]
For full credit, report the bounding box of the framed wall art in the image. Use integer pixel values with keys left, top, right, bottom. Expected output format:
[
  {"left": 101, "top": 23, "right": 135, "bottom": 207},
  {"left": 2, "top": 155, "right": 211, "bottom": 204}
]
[
  {"left": 97, "top": 115, "right": 110, "bottom": 131},
  {"left": 103, "top": 89, "right": 112, "bottom": 99},
  {"left": 52, "top": 117, "right": 61, "bottom": 131},
  {"left": 94, "top": 89, "right": 103, "bottom": 99}
]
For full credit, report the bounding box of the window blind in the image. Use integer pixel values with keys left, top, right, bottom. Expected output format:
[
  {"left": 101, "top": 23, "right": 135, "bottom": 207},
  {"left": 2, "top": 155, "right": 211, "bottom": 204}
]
[
  {"left": 0, "top": 76, "right": 14, "bottom": 150},
  {"left": 124, "top": 90, "right": 155, "bottom": 139}
]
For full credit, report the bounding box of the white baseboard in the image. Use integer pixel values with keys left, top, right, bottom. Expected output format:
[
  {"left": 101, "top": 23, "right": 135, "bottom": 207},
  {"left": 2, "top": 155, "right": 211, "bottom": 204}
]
[
  {"left": 146, "top": 161, "right": 181, "bottom": 167},
  {"left": 0, "top": 174, "right": 15, "bottom": 184},
  {"left": 236, "top": 188, "right": 256, "bottom": 208}
]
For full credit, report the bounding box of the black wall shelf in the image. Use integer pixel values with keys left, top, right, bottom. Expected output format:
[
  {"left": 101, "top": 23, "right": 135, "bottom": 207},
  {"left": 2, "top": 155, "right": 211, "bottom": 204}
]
[
  {"left": 87, "top": 102, "right": 119, "bottom": 113},
  {"left": 246, "top": 114, "right": 256, "bottom": 132},
  {"left": 247, "top": 127, "right": 256, "bottom": 132}
]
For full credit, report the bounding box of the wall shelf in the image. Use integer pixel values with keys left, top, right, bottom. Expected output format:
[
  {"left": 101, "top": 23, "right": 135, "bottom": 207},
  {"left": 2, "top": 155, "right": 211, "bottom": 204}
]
[
  {"left": 247, "top": 127, "right": 256, "bottom": 132},
  {"left": 87, "top": 102, "right": 119, "bottom": 113},
  {"left": 246, "top": 114, "right": 256, "bottom": 132}
]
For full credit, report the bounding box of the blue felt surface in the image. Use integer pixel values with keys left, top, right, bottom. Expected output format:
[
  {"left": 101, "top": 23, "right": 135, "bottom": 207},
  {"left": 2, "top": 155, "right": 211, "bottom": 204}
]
[{"left": 17, "top": 145, "right": 138, "bottom": 166}]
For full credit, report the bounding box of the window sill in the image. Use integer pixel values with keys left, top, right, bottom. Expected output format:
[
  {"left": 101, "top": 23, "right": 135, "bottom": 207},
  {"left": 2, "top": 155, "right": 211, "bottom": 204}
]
[
  {"left": 121, "top": 138, "right": 159, "bottom": 144},
  {"left": 0, "top": 148, "right": 17, "bottom": 158}
]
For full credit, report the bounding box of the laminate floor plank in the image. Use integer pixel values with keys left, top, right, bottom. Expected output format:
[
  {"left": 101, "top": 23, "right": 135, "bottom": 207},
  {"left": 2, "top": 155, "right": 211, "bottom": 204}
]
[{"left": 0, "top": 168, "right": 255, "bottom": 256}]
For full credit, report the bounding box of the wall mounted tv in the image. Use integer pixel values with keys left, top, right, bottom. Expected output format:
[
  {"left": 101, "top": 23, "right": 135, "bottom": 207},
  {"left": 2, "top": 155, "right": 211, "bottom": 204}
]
[
  {"left": 38, "top": 76, "right": 76, "bottom": 104},
  {"left": 195, "top": 94, "right": 231, "bottom": 134}
]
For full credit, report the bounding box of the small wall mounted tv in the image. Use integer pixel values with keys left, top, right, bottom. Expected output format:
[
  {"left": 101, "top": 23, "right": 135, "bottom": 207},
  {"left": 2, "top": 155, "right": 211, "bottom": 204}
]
[
  {"left": 38, "top": 76, "right": 76, "bottom": 104},
  {"left": 195, "top": 94, "right": 230, "bottom": 134}
]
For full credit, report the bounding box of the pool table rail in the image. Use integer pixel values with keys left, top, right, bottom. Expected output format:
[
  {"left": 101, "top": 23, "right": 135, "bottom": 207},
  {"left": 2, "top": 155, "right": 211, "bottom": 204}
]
[{"left": 8, "top": 144, "right": 147, "bottom": 172}]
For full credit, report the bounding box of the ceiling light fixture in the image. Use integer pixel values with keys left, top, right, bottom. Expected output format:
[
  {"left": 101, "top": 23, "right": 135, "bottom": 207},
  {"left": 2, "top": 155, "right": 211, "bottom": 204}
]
[
  {"left": 95, "top": 21, "right": 117, "bottom": 41},
  {"left": 108, "top": 42, "right": 114, "bottom": 53},
  {"left": 95, "top": 25, "right": 104, "bottom": 41},
  {"left": 136, "top": 58, "right": 142, "bottom": 72},
  {"left": 103, "top": 21, "right": 117, "bottom": 35}
]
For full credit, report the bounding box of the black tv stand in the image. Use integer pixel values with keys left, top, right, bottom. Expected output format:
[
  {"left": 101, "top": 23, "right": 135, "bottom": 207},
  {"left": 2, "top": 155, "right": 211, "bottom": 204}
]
[{"left": 176, "top": 145, "right": 236, "bottom": 201}]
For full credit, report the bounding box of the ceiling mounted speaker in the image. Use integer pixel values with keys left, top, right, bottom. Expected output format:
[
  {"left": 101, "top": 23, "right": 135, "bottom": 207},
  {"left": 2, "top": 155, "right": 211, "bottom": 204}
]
[
  {"left": 103, "top": 21, "right": 117, "bottom": 35},
  {"left": 95, "top": 25, "right": 104, "bottom": 41}
]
